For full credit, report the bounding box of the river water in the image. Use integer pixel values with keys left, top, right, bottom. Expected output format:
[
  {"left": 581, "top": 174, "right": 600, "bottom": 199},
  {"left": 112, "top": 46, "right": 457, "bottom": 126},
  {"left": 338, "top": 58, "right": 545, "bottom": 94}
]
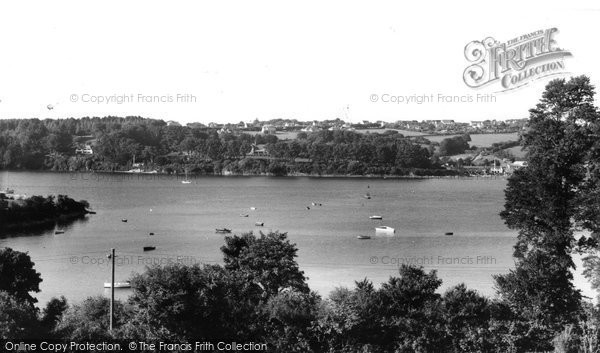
[{"left": 0, "top": 171, "right": 594, "bottom": 305}]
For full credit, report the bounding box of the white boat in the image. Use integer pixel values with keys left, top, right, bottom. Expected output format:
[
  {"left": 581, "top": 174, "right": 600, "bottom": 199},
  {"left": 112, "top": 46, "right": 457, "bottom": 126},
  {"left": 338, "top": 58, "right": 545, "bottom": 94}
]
[
  {"left": 375, "top": 226, "right": 395, "bottom": 234},
  {"left": 182, "top": 170, "right": 191, "bottom": 184},
  {"left": 357, "top": 235, "right": 371, "bottom": 240},
  {"left": 369, "top": 215, "right": 383, "bottom": 220},
  {"left": 103, "top": 282, "right": 131, "bottom": 288}
]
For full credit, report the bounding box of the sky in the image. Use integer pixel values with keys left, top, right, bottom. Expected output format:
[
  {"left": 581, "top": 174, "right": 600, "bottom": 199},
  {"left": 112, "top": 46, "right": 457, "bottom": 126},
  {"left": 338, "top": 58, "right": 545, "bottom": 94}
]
[{"left": 0, "top": 0, "right": 599, "bottom": 124}]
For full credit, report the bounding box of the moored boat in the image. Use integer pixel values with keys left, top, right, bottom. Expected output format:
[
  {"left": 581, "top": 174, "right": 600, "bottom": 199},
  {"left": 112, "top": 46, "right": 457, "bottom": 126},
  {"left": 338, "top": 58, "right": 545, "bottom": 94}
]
[
  {"left": 375, "top": 226, "right": 395, "bottom": 234},
  {"left": 255, "top": 222, "right": 264, "bottom": 226},
  {"left": 104, "top": 282, "right": 131, "bottom": 288},
  {"left": 216, "top": 228, "right": 232, "bottom": 233},
  {"left": 143, "top": 246, "right": 156, "bottom": 251},
  {"left": 54, "top": 230, "right": 65, "bottom": 234},
  {"left": 357, "top": 235, "right": 371, "bottom": 240},
  {"left": 369, "top": 215, "right": 383, "bottom": 220},
  {"left": 444, "top": 232, "right": 454, "bottom": 236}
]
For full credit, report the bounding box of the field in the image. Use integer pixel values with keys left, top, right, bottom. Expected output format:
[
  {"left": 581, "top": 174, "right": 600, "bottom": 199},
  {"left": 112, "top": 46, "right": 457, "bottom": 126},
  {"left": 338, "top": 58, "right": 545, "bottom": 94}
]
[
  {"left": 245, "top": 130, "right": 299, "bottom": 140},
  {"left": 425, "top": 133, "right": 519, "bottom": 147}
]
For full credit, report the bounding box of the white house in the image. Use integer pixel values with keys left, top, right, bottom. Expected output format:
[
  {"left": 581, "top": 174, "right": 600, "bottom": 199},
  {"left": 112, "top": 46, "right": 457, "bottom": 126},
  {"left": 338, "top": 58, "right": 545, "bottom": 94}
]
[
  {"left": 75, "top": 145, "right": 93, "bottom": 155},
  {"left": 261, "top": 125, "right": 276, "bottom": 134}
]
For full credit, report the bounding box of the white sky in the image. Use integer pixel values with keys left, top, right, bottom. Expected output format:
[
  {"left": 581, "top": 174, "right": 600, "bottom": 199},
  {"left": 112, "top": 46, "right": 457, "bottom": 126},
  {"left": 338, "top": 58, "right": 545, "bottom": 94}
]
[{"left": 0, "top": 0, "right": 599, "bottom": 124}]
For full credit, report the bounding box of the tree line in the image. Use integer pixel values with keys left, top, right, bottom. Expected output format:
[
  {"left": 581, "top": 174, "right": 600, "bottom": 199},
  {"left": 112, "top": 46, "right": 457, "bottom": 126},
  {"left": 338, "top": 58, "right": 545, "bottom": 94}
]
[{"left": 0, "top": 117, "right": 457, "bottom": 176}]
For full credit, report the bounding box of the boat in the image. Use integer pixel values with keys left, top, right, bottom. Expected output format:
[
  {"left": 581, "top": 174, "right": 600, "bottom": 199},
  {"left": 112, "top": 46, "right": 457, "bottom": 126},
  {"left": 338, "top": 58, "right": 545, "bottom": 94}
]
[
  {"left": 357, "top": 235, "right": 371, "bottom": 240},
  {"left": 375, "top": 226, "right": 395, "bottom": 234},
  {"left": 255, "top": 222, "right": 264, "bottom": 226},
  {"left": 143, "top": 246, "right": 156, "bottom": 251},
  {"left": 149, "top": 232, "right": 155, "bottom": 235},
  {"left": 103, "top": 282, "right": 131, "bottom": 288},
  {"left": 240, "top": 214, "right": 249, "bottom": 217},
  {"left": 182, "top": 170, "right": 192, "bottom": 184},
  {"left": 121, "top": 219, "right": 128, "bottom": 222},
  {"left": 216, "top": 228, "right": 232, "bottom": 233},
  {"left": 444, "top": 232, "right": 454, "bottom": 236},
  {"left": 250, "top": 207, "right": 257, "bottom": 210},
  {"left": 363, "top": 193, "right": 371, "bottom": 200},
  {"left": 87, "top": 210, "right": 97, "bottom": 214},
  {"left": 3, "top": 187, "right": 14, "bottom": 194},
  {"left": 54, "top": 230, "right": 65, "bottom": 234},
  {"left": 369, "top": 215, "right": 383, "bottom": 220}
]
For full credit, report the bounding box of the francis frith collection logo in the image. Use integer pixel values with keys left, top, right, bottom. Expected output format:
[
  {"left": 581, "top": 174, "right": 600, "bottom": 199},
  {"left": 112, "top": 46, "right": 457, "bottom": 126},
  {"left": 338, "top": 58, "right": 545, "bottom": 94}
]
[{"left": 463, "top": 28, "right": 571, "bottom": 92}]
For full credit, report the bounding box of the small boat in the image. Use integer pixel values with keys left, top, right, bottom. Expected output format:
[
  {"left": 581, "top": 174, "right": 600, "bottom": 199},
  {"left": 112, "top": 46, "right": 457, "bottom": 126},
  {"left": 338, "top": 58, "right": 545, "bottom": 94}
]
[
  {"left": 357, "top": 235, "right": 371, "bottom": 240},
  {"left": 216, "top": 228, "right": 232, "bottom": 233},
  {"left": 149, "top": 232, "right": 155, "bottom": 236},
  {"left": 240, "top": 214, "right": 249, "bottom": 217},
  {"left": 54, "top": 230, "right": 65, "bottom": 234},
  {"left": 255, "top": 222, "right": 264, "bottom": 226},
  {"left": 104, "top": 282, "right": 131, "bottom": 288},
  {"left": 369, "top": 215, "right": 383, "bottom": 220},
  {"left": 311, "top": 202, "right": 317, "bottom": 206},
  {"left": 182, "top": 170, "right": 192, "bottom": 184},
  {"left": 143, "top": 246, "right": 156, "bottom": 251},
  {"left": 363, "top": 193, "right": 371, "bottom": 200},
  {"left": 375, "top": 226, "right": 395, "bottom": 234},
  {"left": 87, "top": 210, "right": 97, "bottom": 214},
  {"left": 250, "top": 207, "right": 257, "bottom": 210},
  {"left": 121, "top": 219, "right": 128, "bottom": 223},
  {"left": 444, "top": 232, "right": 454, "bottom": 236}
]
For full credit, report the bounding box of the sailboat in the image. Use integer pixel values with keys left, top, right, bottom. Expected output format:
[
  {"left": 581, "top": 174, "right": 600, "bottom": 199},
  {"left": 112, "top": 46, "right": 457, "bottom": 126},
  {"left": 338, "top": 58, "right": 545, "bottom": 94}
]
[{"left": 182, "top": 170, "right": 191, "bottom": 184}]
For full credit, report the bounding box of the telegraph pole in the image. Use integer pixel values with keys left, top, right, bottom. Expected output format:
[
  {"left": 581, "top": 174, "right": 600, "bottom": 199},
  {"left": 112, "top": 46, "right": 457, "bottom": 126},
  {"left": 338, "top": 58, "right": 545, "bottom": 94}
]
[{"left": 109, "top": 248, "right": 115, "bottom": 331}]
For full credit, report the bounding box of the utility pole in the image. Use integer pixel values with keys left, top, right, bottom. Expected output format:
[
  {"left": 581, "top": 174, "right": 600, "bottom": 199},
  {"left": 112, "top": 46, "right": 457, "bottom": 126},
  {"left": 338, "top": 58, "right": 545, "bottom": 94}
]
[{"left": 109, "top": 248, "right": 115, "bottom": 331}]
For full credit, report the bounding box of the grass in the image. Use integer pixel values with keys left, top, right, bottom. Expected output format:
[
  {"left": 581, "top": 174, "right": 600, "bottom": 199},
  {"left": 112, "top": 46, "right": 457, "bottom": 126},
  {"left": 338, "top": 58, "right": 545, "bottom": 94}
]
[{"left": 425, "top": 133, "right": 519, "bottom": 147}]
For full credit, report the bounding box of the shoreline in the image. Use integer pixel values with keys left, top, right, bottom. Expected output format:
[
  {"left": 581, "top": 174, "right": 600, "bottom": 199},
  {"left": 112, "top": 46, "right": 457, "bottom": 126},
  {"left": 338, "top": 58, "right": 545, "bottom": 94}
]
[
  {"left": 2, "top": 169, "right": 509, "bottom": 180},
  {"left": 0, "top": 211, "right": 90, "bottom": 233}
]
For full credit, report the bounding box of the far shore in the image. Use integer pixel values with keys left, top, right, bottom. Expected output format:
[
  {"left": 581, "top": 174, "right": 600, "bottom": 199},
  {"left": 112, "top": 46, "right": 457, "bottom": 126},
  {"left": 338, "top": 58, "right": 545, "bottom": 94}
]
[{"left": 1, "top": 169, "right": 509, "bottom": 180}]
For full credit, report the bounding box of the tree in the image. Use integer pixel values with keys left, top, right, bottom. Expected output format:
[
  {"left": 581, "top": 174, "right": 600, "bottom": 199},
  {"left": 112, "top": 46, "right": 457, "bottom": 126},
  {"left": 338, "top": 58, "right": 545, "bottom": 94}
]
[
  {"left": 440, "top": 284, "right": 493, "bottom": 352},
  {"left": 0, "top": 248, "right": 42, "bottom": 305},
  {"left": 40, "top": 296, "right": 68, "bottom": 335},
  {"left": 0, "top": 291, "right": 40, "bottom": 339},
  {"left": 221, "top": 231, "right": 309, "bottom": 298},
  {"left": 127, "top": 264, "right": 262, "bottom": 341},
  {"left": 438, "top": 136, "right": 470, "bottom": 156},
  {"left": 56, "top": 296, "right": 130, "bottom": 340},
  {"left": 495, "top": 76, "right": 600, "bottom": 348}
]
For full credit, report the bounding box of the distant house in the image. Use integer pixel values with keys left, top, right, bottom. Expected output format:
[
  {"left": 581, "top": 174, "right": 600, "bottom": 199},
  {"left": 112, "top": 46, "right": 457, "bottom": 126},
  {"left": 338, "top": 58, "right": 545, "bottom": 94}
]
[
  {"left": 247, "top": 144, "right": 268, "bottom": 157},
  {"left": 441, "top": 120, "right": 455, "bottom": 126},
  {"left": 301, "top": 125, "right": 321, "bottom": 132},
  {"left": 261, "top": 125, "right": 276, "bottom": 134},
  {"left": 470, "top": 121, "right": 484, "bottom": 128},
  {"left": 509, "top": 161, "right": 528, "bottom": 169},
  {"left": 75, "top": 145, "right": 93, "bottom": 155},
  {"left": 166, "top": 120, "right": 181, "bottom": 126}
]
